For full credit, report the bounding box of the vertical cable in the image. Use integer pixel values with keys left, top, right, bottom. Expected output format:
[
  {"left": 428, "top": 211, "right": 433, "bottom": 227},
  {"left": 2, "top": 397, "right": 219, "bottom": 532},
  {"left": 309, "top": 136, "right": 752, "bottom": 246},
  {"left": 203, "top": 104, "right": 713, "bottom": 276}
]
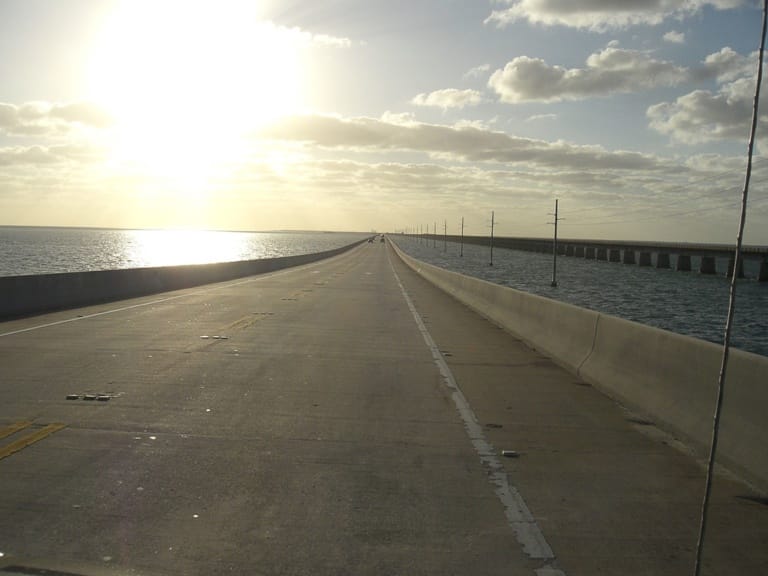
[{"left": 693, "top": 2, "right": 768, "bottom": 574}]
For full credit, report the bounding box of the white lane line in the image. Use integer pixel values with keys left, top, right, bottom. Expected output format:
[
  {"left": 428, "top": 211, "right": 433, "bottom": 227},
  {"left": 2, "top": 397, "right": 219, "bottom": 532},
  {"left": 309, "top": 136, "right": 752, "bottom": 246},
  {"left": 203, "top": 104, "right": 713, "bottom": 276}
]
[
  {"left": 388, "top": 254, "right": 566, "bottom": 575},
  {"left": 0, "top": 265, "right": 307, "bottom": 339}
]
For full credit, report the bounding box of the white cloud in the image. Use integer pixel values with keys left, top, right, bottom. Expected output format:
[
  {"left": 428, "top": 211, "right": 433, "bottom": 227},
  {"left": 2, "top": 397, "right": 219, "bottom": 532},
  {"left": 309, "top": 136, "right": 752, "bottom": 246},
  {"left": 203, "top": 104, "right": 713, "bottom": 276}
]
[
  {"left": 411, "top": 89, "right": 484, "bottom": 110},
  {"left": 304, "top": 31, "right": 353, "bottom": 49},
  {"left": 0, "top": 101, "right": 113, "bottom": 136},
  {"left": 647, "top": 79, "right": 758, "bottom": 143},
  {"left": 697, "top": 47, "right": 756, "bottom": 82},
  {"left": 485, "top": 0, "right": 745, "bottom": 32},
  {"left": 488, "top": 45, "right": 687, "bottom": 103},
  {"left": 241, "top": 21, "right": 353, "bottom": 49},
  {"left": 486, "top": 45, "right": 757, "bottom": 104},
  {"left": 526, "top": 113, "right": 557, "bottom": 122},
  {"left": 463, "top": 63, "right": 492, "bottom": 79},
  {"left": 663, "top": 30, "right": 686, "bottom": 43},
  {"left": 647, "top": 49, "right": 762, "bottom": 144},
  {"left": 257, "top": 113, "right": 674, "bottom": 172},
  {"left": 0, "top": 143, "right": 105, "bottom": 166},
  {"left": 0, "top": 146, "right": 59, "bottom": 166}
]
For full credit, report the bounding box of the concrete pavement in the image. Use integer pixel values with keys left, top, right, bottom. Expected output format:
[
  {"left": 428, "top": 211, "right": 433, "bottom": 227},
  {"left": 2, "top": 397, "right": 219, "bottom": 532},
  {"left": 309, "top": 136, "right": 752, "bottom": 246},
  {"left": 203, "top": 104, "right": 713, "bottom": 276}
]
[{"left": 0, "top": 241, "right": 765, "bottom": 575}]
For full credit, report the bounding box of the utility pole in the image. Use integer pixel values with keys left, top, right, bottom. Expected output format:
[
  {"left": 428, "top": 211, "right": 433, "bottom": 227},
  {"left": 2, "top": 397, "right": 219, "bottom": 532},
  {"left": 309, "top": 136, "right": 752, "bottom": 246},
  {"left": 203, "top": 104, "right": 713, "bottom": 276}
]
[
  {"left": 489, "top": 210, "right": 495, "bottom": 266},
  {"left": 443, "top": 220, "right": 447, "bottom": 252},
  {"left": 433, "top": 222, "right": 436, "bottom": 248},
  {"left": 460, "top": 217, "right": 464, "bottom": 257},
  {"left": 548, "top": 199, "right": 562, "bottom": 287}
]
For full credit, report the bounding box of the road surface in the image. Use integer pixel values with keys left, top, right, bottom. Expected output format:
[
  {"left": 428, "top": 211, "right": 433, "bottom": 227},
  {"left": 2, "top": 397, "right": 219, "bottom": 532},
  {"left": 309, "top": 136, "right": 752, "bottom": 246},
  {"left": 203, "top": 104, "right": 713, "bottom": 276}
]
[{"left": 0, "top": 241, "right": 765, "bottom": 575}]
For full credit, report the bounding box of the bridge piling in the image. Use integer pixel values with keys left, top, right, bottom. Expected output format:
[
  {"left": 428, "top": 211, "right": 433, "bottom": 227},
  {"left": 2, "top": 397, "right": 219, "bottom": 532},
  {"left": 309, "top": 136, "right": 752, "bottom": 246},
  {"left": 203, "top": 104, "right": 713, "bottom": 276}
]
[
  {"left": 609, "top": 248, "right": 621, "bottom": 262},
  {"left": 700, "top": 256, "right": 717, "bottom": 275},
  {"left": 676, "top": 254, "right": 692, "bottom": 272},
  {"left": 639, "top": 252, "right": 652, "bottom": 266},
  {"left": 623, "top": 250, "right": 636, "bottom": 265},
  {"left": 657, "top": 253, "right": 671, "bottom": 269}
]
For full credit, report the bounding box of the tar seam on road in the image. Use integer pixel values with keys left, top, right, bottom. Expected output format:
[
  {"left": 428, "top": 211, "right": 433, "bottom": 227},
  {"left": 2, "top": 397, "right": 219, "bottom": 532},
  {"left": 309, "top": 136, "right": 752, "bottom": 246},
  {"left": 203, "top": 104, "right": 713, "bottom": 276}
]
[
  {"left": 387, "top": 252, "right": 566, "bottom": 576},
  {"left": 0, "top": 264, "right": 311, "bottom": 340}
]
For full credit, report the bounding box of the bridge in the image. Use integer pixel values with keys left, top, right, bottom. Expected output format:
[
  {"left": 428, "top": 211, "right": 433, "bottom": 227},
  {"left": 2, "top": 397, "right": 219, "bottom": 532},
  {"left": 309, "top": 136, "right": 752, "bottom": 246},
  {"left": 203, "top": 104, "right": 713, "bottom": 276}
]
[
  {"left": 417, "top": 235, "right": 768, "bottom": 280},
  {"left": 1, "top": 241, "right": 766, "bottom": 575}
]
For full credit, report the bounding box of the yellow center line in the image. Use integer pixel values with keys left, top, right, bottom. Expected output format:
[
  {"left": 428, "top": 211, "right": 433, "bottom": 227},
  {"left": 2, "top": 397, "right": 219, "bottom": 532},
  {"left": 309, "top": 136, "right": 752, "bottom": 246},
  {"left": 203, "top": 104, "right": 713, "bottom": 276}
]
[
  {"left": 0, "top": 420, "right": 32, "bottom": 440},
  {"left": 0, "top": 423, "right": 67, "bottom": 461}
]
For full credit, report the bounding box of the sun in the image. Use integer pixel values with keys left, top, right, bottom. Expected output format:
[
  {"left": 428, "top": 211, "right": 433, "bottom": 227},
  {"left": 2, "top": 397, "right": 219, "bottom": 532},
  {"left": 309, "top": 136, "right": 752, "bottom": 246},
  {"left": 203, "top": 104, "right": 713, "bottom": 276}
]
[{"left": 87, "top": 0, "right": 307, "bottom": 184}]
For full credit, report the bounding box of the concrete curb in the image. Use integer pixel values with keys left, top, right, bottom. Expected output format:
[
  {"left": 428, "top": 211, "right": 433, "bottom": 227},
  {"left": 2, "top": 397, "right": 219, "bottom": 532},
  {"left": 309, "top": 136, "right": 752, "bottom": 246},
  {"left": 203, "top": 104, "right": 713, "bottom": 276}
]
[{"left": 390, "top": 239, "right": 768, "bottom": 493}]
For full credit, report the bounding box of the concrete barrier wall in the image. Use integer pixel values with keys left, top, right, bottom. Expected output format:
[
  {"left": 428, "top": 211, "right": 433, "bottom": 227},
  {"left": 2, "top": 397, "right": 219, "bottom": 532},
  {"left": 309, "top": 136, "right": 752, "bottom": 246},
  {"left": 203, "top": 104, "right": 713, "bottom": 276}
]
[
  {"left": 1, "top": 240, "right": 366, "bottom": 320},
  {"left": 391, "top": 241, "right": 768, "bottom": 492}
]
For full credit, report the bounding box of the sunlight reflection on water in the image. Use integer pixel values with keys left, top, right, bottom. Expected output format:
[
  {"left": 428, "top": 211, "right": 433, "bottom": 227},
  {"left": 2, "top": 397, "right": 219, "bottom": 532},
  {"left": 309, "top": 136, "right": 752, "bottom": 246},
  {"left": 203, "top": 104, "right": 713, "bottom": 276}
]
[
  {"left": 124, "top": 229, "right": 256, "bottom": 268},
  {"left": 0, "top": 227, "right": 367, "bottom": 276}
]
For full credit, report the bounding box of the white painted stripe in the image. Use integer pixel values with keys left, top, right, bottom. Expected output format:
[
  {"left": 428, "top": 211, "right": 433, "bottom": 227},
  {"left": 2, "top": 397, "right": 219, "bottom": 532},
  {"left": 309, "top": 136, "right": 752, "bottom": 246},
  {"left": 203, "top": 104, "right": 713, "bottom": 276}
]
[{"left": 388, "top": 252, "right": 566, "bottom": 574}]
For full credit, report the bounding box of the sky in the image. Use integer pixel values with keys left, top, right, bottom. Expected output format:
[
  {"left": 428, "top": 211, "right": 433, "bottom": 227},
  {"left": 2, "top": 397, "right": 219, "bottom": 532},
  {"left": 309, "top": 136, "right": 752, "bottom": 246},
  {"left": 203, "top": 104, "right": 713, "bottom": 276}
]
[{"left": 1, "top": 0, "right": 768, "bottom": 243}]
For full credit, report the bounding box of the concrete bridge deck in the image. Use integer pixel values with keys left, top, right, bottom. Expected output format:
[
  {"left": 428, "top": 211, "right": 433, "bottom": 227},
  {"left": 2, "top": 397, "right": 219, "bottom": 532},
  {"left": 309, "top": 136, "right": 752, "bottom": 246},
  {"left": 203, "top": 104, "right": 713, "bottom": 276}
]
[{"left": 0, "top": 241, "right": 765, "bottom": 575}]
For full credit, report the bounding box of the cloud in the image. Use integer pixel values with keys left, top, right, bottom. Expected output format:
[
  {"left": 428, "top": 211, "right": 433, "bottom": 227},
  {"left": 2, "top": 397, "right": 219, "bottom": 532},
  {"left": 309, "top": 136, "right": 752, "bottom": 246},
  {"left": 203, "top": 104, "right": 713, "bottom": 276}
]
[
  {"left": 411, "top": 89, "right": 484, "bottom": 110},
  {"left": 526, "top": 113, "right": 557, "bottom": 122},
  {"left": 663, "top": 30, "right": 686, "bottom": 43},
  {"left": 485, "top": 0, "right": 745, "bottom": 31},
  {"left": 0, "top": 101, "right": 113, "bottom": 136},
  {"left": 488, "top": 45, "right": 687, "bottom": 102},
  {"left": 0, "top": 146, "right": 60, "bottom": 166},
  {"left": 463, "top": 63, "right": 492, "bottom": 80},
  {"left": 256, "top": 113, "right": 673, "bottom": 172},
  {"left": 695, "top": 47, "right": 755, "bottom": 83},
  {"left": 268, "top": 22, "right": 352, "bottom": 49},
  {"left": 486, "top": 45, "right": 757, "bottom": 104},
  {"left": 647, "top": 49, "right": 761, "bottom": 144},
  {"left": 0, "top": 143, "right": 106, "bottom": 166},
  {"left": 647, "top": 79, "right": 758, "bottom": 143}
]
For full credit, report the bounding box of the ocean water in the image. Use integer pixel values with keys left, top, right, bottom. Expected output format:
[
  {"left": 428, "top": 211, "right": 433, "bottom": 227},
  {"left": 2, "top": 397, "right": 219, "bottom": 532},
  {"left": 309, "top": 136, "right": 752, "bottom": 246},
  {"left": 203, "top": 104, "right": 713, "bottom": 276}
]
[
  {"left": 392, "top": 235, "right": 768, "bottom": 358},
  {"left": 0, "top": 227, "right": 368, "bottom": 277}
]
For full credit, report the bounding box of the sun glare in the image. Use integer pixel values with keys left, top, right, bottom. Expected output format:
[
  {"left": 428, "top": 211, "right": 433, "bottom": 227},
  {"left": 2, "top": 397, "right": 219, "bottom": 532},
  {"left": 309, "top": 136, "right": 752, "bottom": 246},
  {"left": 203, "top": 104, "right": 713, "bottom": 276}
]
[{"left": 88, "top": 0, "right": 307, "bottom": 183}]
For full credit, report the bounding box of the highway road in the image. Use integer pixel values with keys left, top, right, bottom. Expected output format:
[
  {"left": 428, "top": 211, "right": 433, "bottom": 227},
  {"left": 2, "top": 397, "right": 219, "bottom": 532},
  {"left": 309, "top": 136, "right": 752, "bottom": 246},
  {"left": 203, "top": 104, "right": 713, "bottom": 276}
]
[{"left": 0, "top": 241, "right": 766, "bottom": 575}]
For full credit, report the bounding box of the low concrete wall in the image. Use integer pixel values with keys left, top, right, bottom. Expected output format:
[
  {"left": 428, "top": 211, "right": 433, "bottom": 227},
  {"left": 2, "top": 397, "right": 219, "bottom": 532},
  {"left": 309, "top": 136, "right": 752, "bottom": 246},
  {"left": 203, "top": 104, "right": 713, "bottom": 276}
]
[
  {"left": 391, "top": 241, "right": 768, "bottom": 492},
  {"left": 1, "top": 240, "right": 366, "bottom": 320}
]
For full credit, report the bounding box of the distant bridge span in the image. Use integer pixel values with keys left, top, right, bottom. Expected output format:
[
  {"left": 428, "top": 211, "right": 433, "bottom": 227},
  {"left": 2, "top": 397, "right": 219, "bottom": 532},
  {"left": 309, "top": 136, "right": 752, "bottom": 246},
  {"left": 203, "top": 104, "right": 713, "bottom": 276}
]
[{"left": 415, "top": 234, "right": 768, "bottom": 281}]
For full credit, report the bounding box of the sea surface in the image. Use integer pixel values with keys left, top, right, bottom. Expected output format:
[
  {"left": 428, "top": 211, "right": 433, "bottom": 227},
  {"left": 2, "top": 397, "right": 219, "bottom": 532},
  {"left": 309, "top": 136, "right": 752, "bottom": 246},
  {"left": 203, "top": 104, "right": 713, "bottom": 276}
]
[
  {"left": 392, "top": 235, "right": 768, "bottom": 358},
  {"left": 0, "top": 227, "right": 369, "bottom": 276}
]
